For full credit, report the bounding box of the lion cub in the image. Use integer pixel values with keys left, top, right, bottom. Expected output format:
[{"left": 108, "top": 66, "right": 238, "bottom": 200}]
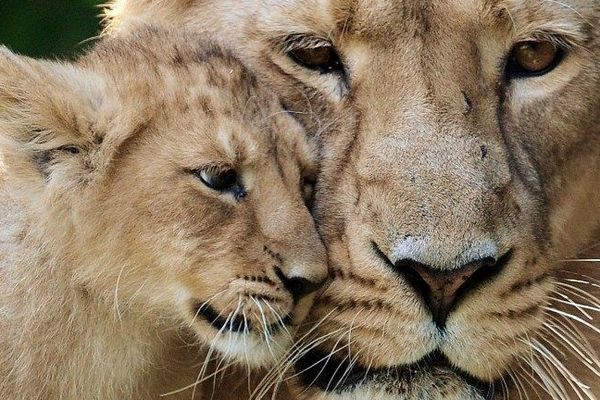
[{"left": 0, "top": 27, "right": 327, "bottom": 399}]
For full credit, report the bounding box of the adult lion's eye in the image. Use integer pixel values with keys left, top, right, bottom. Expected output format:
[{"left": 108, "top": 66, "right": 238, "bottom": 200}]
[
  {"left": 288, "top": 45, "right": 344, "bottom": 74},
  {"left": 506, "top": 40, "right": 564, "bottom": 78},
  {"left": 194, "top": 168, "right": 246, "bottom": 199}
]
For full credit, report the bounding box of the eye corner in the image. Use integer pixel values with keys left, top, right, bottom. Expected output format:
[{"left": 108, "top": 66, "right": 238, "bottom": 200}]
[
  {"left": 301, "top": 174, "right": 317, "bottom": 208},
  {"left": 301, "top": 174, "right": 317, "bottom": 187}
]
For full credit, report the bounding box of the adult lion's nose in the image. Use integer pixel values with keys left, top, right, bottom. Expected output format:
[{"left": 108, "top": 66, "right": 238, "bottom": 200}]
[
  {"left": 395, "top": 256, "right": 498, "bottom": 328},
  {"left": 373, "top": 238, "right": 511, "bottom": 328}
]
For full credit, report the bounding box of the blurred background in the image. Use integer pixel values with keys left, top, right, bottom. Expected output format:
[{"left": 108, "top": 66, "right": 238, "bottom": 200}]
[{"left": 0, "top": 0, "right": 103, "bottom": 59}]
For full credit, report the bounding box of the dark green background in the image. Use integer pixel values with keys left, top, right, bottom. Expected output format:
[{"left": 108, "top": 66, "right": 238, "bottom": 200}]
[{"left": 0, "top": 0, "right": 104, "bottom": 59}]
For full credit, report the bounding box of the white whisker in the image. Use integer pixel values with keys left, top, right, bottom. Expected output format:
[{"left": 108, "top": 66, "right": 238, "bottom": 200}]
[
  {"left": 543, "top": 306, "right": 600, "bottom": 335},
  {"left": 113, "top": 263, "right": 127, "bottom": 322}
]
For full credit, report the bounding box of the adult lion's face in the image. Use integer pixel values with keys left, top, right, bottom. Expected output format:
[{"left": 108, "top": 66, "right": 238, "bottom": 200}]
[{"left": 106, "top": 0, "right": 600, "bottom": 398}]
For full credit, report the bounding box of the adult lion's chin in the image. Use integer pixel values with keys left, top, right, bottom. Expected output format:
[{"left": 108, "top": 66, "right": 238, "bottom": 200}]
[
  {"left": 294, "top": 353, "right": 491, "bottom": 400},
  {"left": 292, "top": 332, "right": 522, "bottom": 398}
]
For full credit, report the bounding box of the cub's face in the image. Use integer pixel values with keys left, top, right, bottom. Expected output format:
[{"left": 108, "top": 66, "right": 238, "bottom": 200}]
[
  {"left": 106, "top": 1, "right": 600, "bottom": 398},
  {"left": 104, "top": 68, "right": 328, "bottom": 367},
  {"left": 0, "top": 30, "right": 328, "bottom": 369}
]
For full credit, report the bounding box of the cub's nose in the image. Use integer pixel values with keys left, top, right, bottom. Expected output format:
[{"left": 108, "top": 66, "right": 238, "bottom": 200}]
[{"left": 275, "top": 267, "right": 326, "bottom": 302}]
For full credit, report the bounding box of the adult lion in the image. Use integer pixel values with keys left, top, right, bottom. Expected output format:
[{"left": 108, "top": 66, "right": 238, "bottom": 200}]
[{"left": 106, "top": 1, "right": 600, "bottom": 399}]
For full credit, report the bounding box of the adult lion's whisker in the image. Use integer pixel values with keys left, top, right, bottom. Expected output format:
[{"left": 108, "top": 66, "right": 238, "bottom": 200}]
[
  {"left": 506, "top": 367, "right": 528, "bottom": 400},
  {"left": 526, "top": 343, "right": 568, "bottom": 399},
  {"left": 555, "top": 283, "right": 600, "bottom": 310},
  {"left": 295, "top": 328, "right": 353, "bottom": 397},
  {"left": 249, "top": 308, "right": 340, "bottom": 400},
  {"left": 527, "top": 337, "right": 594, "bottom": 400},
  {"left": 252, "top": 328, "right": 347, "bottom": 400},
  {"left": 543, "top": 306, "right": 600, "bottom": 335},
  {"left": 549, "top": 295, "right": 598, "bottom": 319},
  {"left": 542, "top": 321, "right": 600, "bottom": 374}
]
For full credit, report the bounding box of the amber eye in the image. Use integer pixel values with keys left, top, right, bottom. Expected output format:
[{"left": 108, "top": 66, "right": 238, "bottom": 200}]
[
  {"left": 288, "top": 45, "right": 344, "bottom": 74},
  {"left": 506, "top": 40, "right": 564, "bottom": 78},
  {"left": 193, "top": 168, "right": 246, "bottom": 200}
]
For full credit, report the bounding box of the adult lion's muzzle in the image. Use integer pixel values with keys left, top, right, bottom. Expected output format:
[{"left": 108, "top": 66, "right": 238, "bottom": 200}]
[{"left": 372, "top": 241, "right": 513, "bottom": 329}]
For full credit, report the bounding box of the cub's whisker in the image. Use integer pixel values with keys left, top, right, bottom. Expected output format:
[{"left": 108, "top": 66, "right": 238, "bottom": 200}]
[{"left": 189, "top": 289, "right": 228, "bottom": 328}]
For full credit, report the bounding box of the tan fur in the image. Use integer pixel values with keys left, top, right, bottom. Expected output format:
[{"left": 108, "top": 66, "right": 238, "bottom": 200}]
[
  {"left": 111, "top": 1, "right": 599, "bottom": 399},
  {"left": 0, "top": 27, "right": 328, "bottom": 400}
]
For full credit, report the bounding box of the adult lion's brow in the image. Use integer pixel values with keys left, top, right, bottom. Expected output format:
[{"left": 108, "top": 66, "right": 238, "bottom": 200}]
[{"left": 497, "top": 0, "right": 594, "bottom": 46}]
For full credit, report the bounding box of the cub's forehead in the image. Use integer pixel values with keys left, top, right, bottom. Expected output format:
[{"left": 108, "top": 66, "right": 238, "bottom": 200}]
[
  {"left": 80, "top": 28, "right": 315, "bottom": 168},
  {"left": 85, "top": 29, "right": 266, "bottom": 103},
  {"left": 85, "top": 28, "right": 276, "bottom": 124},
  {"left": 203, "top": 110, "right": 316, "bottom": 171}
]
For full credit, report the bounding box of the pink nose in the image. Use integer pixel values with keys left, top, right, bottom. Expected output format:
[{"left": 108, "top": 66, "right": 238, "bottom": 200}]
[
  {"left": 412, "top": 261, "right": 489, "bottom": 326},
  {"left": 397, "top": 256, "right": 504, "bottom": 328},
  {"left": 372, "top": 240, "right": 511, "bottom": 328}
]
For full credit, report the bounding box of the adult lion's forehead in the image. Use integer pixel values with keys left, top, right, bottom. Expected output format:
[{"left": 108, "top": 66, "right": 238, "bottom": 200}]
[
  {"left": 337, "top": 0, "right": 492, "bottom": 39},
  {"left": 258, "top": 0, "right": 594, "bottom": 43},
  {"left": 257, "top": 0, "right": 485, "bottom": 39}
]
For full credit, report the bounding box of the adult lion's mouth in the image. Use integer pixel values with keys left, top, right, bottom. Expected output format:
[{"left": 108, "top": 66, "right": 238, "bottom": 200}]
[{"left": 295, "top": 349, "right": 497, "bottom": 398}]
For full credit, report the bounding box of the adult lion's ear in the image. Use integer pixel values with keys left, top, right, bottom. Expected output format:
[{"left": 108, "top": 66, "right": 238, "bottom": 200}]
[{"left": 0, "top": 46, "right": 109, "bottom": 185}]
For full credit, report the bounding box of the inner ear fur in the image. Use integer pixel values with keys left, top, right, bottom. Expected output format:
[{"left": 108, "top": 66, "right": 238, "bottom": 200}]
[{"left": 0, "top": 46, "right": 110, "bottom": 180}]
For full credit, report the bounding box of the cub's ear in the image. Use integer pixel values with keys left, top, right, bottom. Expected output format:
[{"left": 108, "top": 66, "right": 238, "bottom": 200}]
[
  {"left": 0, "top": 46, "right": 110, "bottom": 183},
  {"left": 103, "top": 0, "right": 193, "bottom": 34}
]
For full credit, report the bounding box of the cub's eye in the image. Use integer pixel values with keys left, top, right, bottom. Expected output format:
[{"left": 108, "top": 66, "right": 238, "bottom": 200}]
[
  {"left": 288, "top": 45, "right": 344, "bottom": 74},
  {"left": 506, "top": 40, "right": 564, "bottom": 78},
  {"left": 198, "top": 168, "right": 238, "bottom": 191},
  {"left": 193, "top": 168, "right": 246, "bottom": 199}
]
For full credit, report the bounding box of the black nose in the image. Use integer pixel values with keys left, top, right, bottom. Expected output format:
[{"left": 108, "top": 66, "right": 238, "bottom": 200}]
[
  {"left": 275, "top": 268, "right": 324, "bottom": 302},
  {"left": 373, "top": 243, "right": 511, "bottom": 328}
]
